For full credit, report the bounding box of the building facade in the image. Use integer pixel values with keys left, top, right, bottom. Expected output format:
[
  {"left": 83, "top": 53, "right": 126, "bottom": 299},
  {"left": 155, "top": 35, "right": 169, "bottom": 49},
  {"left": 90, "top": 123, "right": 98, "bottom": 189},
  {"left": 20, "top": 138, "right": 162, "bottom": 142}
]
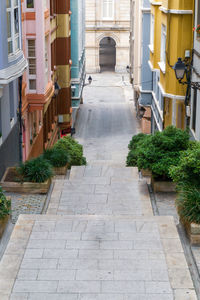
[
  {"left": 0, "top": 0, "right": 27, "bottom": 178},
  {"left": 190, "top": 0, "right": 200, "bottom": 141},
  {"left": 21, "top": 0, "right": 71, "bottom": 160},
  {"left": 149, "top": 0, "right": 194, "bottom": 133},
  {"left": 71, "top": 0, "right": 86, "bottom": 125},
  {"left": 130, "top": 0, "right": 152, "bottom": 133},
  {"left": 85, "top": 0, "right": 130, "bottom": 73}
]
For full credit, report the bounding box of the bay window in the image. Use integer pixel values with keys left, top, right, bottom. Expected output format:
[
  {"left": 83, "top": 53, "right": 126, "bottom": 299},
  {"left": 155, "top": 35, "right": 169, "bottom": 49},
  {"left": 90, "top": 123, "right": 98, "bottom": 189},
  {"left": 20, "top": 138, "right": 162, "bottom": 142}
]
[{"left": 6, "top": 0, "right": 20, "bottom": 55}]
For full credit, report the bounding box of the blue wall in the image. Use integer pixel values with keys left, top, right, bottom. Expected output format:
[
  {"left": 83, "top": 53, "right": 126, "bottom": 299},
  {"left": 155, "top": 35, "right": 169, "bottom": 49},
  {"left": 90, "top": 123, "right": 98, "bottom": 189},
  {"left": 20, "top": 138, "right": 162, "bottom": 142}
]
[{"left": 70, "top": 0, "right": 86, "bottom": 107}]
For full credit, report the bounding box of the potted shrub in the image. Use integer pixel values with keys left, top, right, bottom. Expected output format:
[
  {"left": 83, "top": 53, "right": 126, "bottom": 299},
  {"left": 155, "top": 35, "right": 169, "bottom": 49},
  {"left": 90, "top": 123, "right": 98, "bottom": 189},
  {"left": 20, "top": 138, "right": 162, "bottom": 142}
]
[
  {"left": 176, "top": 186, "right": 200, "bottom": 244},
  {"left": 54, "top": 136, "right": 86, "bottom": 167},
  {"left": 0, "top": 157, "right": 53, "bottom": 194},
  {"left": 127, "top": 133, "right": 152, "bottom": 176},
  {"left": 0, "top": 187, "right": 11, "bottom": 238},
  {"left": 169, "top": 143, "right": 200, "bottom": 243},
  {"left": 43, "top": 148, "right": 71, "bottom": 175},
  {"left": 136, "top": 126, "right": 190, "bottom": 192}
]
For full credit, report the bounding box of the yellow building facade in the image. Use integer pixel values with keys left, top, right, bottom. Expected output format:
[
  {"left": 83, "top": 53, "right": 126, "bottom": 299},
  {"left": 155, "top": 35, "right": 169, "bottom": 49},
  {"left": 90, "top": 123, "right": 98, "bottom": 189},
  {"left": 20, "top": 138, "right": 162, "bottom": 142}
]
[{"left": 149, "top": 0, "right": 194, "bottom": 132}]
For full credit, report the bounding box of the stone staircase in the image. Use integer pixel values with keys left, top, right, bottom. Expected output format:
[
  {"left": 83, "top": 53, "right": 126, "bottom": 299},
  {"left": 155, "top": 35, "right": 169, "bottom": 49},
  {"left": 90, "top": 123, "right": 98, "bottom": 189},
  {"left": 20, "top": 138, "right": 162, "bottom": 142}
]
[
  {"left": 47, "top": 165, "right": 153, "bottom": 217},
  {"left": 0, "top": 164, "right": 197, "bottom": 299}
]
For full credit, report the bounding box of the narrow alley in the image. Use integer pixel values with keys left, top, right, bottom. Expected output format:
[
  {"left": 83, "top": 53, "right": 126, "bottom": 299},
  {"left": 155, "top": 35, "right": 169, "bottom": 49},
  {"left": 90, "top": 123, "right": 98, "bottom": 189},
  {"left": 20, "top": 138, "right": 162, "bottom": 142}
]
[{"left": 0, "top": 73, "right": 197, "bottom": 300}]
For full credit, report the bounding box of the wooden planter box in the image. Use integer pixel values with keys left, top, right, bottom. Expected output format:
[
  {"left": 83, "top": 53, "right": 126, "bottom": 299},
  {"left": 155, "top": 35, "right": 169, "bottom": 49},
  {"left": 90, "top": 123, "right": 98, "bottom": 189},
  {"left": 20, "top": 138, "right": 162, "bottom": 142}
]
[
  {"left": 0, "top": 167, "right": 51, "bottom": 194},
  {"left": 151, "top": 176, "right": 176, "bottom": 192},
  {"left": 0, "top": 215, "right": 9, "bottom": 238},
  {"left": 181, "top": 219, "right": 200, "bottom": 245},
  {"left": 53, "top": 164, "right": 68, "bottom": 175},
  {"left": 140, "top": 169, "right": 152, "bottom": 177}
]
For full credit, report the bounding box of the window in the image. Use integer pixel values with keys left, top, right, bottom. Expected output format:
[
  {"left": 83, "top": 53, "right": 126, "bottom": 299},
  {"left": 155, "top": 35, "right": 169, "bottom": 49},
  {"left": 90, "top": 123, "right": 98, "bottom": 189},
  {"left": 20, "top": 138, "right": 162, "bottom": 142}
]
[
  {"left": 27, "top": 40, "right": 36, "bottom": 91},
  {"left": 6, "top": 0, "right": 20, "bottom": 55},
  {"left": 160, "top": 25, "right": 166, "bottom": 63},
  {"left": 102, "top": 0, "right": 114, "bottom": 20},
  {"left": 158, "top": 24, "right": 167, "bottom": 73},
  {"left": 150, "top": 14, "right": 155, "bottom": 51},
  {"left": 192, "top": 88, "right": 197, "bottom": 132},
  {"left": 45, "top": 37, "right": 49, "bottom": 86},
  {"left": 27, "top": 0, "right": 34, "bottom": 9}
]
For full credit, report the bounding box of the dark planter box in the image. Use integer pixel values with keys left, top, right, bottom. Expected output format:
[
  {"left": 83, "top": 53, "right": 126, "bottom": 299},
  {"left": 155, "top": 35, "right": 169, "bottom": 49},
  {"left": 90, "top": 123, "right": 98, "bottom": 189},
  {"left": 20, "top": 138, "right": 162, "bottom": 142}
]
[
  {"left": 0, "top": 167, "right": 51, "bottom": 194},
  {"left": 53, "top": 164, "right": 68, "bottom": 175},
  {"left": 181, "top": 218, "right": 200, "bottom": 245},
  {"left": 151, "top": 176, "right": 176, "bottom": 192},
  {"left": 140, "top": 169, "right": 152, "bottom": 177},
  {"left": 0, "top": 214, "right": 9, "bottom": 238}
]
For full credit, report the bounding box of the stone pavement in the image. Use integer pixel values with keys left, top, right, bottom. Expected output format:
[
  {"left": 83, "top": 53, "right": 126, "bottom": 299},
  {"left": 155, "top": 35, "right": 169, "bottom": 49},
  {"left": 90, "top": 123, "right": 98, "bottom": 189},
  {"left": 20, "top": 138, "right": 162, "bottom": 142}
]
[
  {"left": 0, "top": 165, "right": 197, "bottom": 299},
  {"left": 47, "top": 166, "right": 152, "bottom": 217}
]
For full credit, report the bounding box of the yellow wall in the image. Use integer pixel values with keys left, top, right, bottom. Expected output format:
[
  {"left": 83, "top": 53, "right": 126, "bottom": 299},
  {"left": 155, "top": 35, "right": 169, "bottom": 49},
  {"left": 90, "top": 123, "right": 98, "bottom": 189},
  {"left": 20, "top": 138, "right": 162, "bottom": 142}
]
[{"left": 150, "top": 0, "right": 194, "bottom": 130}]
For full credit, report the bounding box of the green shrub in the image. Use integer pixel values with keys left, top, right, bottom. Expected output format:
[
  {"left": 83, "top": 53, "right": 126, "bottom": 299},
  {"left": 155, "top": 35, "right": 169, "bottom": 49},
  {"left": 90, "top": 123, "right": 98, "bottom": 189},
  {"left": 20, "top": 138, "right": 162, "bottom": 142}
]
[
  {"left": 128, "top": 133, "right": 147, "bottom": 150},
  {"left": 17, "top": 157, "right": 53, "bottom": 183},
  {"left": 43, "top": 148, "right": 71, "bottom": 168},
  {"left": 128, "top": 126, "right": 190, "bottom": 180},
  {"left": 0, "top": 187, "right": 11, "bottom": 219},
  {"left": 169, "top": 142, "right": 200, "bottom": 187},
  {"left": 176, "top": 185, "right": 200, "bottom": 224},
  {"left": 54, "top": 137, "right": 86, "bottom": 166}
]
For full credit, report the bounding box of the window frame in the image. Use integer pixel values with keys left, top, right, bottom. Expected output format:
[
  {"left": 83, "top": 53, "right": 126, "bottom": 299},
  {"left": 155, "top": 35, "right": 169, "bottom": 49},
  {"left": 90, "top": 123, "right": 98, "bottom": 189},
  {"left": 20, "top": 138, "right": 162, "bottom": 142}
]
[
  {"left": 102, "top": 0, "right": 114, "bottom": 20},
  {"left": 27, "top": 39, "right": 37, "bottom": 93},
  {"left": 158, "top": 24, "right": 167, "bottom": 73},
  {"left": 26, "top": 0, "right": 34, "bottom": 10}
]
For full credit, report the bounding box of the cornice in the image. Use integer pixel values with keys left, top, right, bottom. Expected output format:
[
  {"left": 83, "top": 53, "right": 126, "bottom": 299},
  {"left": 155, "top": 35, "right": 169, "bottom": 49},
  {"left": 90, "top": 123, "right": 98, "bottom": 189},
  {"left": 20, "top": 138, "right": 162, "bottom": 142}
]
[
  {"left": 0, "top": 54, "right": 28, "bottom": 85},
  {"left": 150, "top": 1, "right": 162, "bottom": 6},
  {"left": 160, "top": 7, "right": 193, "bottom": 15}
]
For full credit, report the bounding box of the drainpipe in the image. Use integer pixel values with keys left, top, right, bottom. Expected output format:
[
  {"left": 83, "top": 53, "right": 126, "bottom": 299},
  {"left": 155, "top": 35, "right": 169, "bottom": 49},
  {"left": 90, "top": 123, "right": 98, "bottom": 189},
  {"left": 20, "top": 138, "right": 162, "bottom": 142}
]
[{"left": 18, "top": 76, "right": 23, "bottom": 162}]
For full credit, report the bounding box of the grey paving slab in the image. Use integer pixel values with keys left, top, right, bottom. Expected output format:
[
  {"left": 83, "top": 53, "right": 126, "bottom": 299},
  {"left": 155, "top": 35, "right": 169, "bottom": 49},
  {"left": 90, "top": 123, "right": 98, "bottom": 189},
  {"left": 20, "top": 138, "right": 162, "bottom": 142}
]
[{"left": 0, "top": 214, "right": 196, "bottom": 299}]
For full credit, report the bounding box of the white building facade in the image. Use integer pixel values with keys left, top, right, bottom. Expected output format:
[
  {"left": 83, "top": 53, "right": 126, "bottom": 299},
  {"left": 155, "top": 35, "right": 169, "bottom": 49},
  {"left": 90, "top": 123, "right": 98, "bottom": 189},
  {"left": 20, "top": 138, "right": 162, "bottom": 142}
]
[
  {"left": 85, "top": 0, "right": 130, "bottom": 73},
  {"left": 190, "top": 0, "right": 200, "bottom": 141}
]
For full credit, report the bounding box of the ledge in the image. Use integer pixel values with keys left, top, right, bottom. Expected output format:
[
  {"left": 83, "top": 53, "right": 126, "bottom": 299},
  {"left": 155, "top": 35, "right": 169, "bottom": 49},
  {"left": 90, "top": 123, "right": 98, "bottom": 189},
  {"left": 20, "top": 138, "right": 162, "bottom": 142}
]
[
  {"left": 158, "top": 61, "right": 166, "bottom": 74},
  {"left": 0, "top": 53, "right": 27, "bottom": 85},
  {"left": 148, "top": 44, "right": 154, "bottom": 54}
]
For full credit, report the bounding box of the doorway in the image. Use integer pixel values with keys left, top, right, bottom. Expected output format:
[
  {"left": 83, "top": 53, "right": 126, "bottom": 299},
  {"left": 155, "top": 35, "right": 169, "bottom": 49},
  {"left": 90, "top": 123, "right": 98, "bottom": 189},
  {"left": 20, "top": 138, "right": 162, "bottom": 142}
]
[{"left": 99, "top": 37, "right": 116, "bottom": 72}]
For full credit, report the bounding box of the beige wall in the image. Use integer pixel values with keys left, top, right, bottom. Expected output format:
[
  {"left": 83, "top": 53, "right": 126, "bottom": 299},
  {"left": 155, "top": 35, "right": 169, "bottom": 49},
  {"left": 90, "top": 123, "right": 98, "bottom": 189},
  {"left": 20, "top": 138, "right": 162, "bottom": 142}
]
[{"left": 85, "top": 0, "right": 130, "bottom": 73}]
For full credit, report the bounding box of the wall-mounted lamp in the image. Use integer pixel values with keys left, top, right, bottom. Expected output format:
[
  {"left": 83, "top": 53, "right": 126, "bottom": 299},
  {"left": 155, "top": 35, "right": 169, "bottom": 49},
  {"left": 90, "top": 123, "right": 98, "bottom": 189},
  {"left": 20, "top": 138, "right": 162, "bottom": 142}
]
[
  {"left": 173, "top": 57, "right": 200, "bottom": 90},
  {"left": 54, "top": 81, "right": 60, "bottom": 96}
]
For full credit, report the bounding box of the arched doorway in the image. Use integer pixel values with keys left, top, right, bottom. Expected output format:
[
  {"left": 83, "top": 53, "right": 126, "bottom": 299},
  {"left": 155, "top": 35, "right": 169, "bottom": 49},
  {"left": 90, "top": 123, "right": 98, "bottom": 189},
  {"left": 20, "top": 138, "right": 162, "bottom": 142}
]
[{"left": 99, "top": 37, "right": 116, "bottom": 72}]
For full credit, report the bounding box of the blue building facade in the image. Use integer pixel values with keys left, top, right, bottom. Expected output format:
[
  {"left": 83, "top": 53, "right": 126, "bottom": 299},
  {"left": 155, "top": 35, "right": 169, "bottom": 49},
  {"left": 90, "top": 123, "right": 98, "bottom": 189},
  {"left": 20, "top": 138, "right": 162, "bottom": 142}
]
[
  {"left": 139, "top": 0, "right": 152, "bottom": 107},
  {"left": 0, "top": 0, "right": 27, "bottom": 178},
  {"left": 70, "top": 0, "right": 86, "bottom": 126}
]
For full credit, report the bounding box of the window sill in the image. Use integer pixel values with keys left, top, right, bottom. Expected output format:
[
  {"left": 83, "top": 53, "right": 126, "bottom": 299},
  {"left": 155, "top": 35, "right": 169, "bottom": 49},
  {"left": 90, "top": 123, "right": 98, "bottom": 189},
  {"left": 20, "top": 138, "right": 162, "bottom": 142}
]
[
  {"left": 8, "top": 49, "right": 22, "bottom": 63},
  {"left": 158, "top": 61, "right": 166, "bottom": 74},
  {"left": 148, "top": 44, "right": 154, "bottom": 54}
]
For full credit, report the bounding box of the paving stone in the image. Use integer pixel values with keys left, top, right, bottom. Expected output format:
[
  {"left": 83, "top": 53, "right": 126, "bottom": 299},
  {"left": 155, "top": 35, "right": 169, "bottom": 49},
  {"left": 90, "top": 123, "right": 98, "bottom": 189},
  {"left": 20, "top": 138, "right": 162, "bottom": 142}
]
[
  {"left": 10, "top": 293, "right": 29, "bottom": 300},
  {"left": 145, "top": 281, "right": 172, "bottom": 294},
  {"left": 174, "top": 289, "right": 197, "bottom": 300},
  {"left": 76, "top": 269, "right": 114, "bottom": 280},
  {"left": 28, "top": 294, "right": 78, "bottom": 300},
  {"left": 17, "top": 269, "right": 38, "bottom": 280},
  {"left": 58, "top": 258, "right": 98, "bottom": 269},
  {"left": 101, "top": 280, "right": 145, "bottom": 293},
  {"left": 13, "top": 280, "right": 58, "bottom": 293},
  {"left": 38, "top": 269, "right": 76, "bottom": 280},
  {"left": 57, "top": 280, "right": 101, "bottom": 293},
  {"left": 21, "top": 258, "right": 58, "bottom": 269}
]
